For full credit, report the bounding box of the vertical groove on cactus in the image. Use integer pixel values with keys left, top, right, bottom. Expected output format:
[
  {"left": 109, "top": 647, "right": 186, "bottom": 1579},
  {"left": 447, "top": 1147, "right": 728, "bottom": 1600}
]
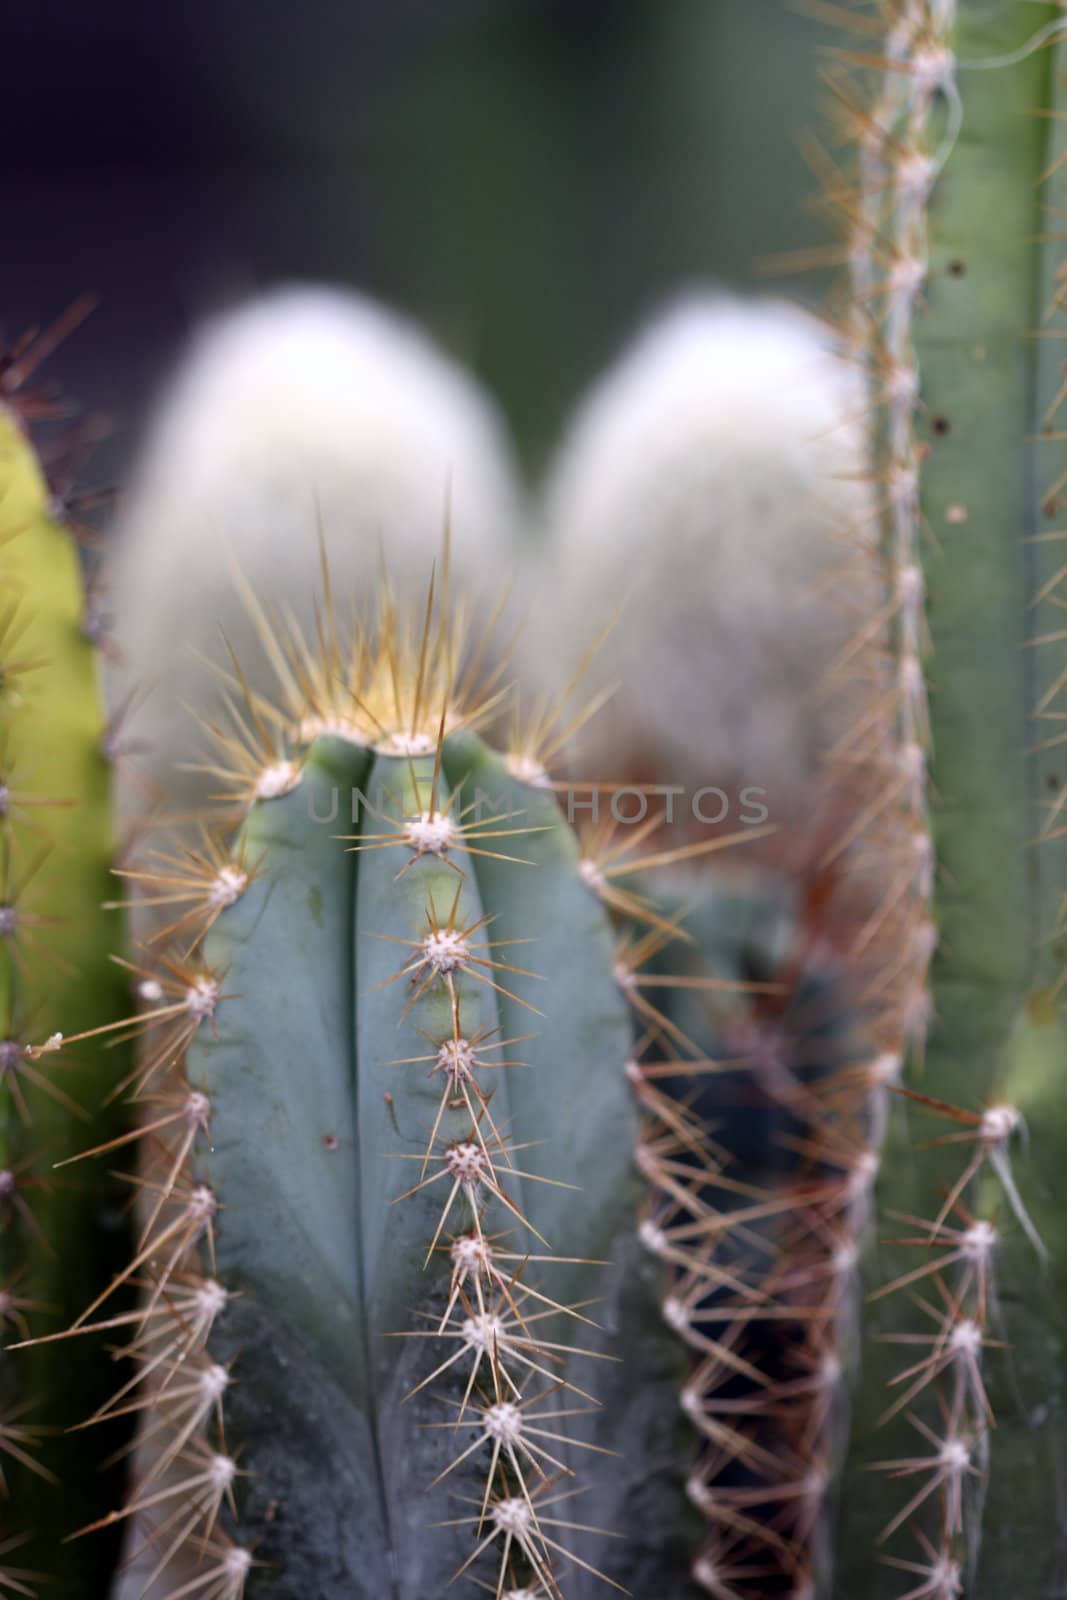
[
  {"left": 815, "top": 6, "right": 1067, "bottom": 1596},
  {"left": 0, "top": 308, "right": 133, "bottom": 1593}
]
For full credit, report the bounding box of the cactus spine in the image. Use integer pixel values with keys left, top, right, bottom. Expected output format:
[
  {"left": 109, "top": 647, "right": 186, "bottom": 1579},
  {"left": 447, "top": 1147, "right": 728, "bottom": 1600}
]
[{"left": 0, "top": 310, "right": 132, "bottom": 1590}]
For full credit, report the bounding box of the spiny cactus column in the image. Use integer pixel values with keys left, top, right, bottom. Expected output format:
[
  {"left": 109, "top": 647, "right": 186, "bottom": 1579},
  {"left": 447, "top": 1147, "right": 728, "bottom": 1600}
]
[
  {"left": 59, "top": 579, "right": 710, "bottom": 1599},
  {"left": 594, "top": 836, "right": 882, "bottom": 1600},
  {"left": 820, "top": 7, "right": 1067, "bottom": 1597},
  {"left": 0, "top": 316, "right": 133, "bottom": 1590}
]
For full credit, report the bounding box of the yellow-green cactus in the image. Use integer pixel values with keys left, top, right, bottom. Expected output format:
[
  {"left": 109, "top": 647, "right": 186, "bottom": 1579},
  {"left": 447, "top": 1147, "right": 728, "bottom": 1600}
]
[{"left": 0, "top": 314, "right": 132, "bottom": 1592}]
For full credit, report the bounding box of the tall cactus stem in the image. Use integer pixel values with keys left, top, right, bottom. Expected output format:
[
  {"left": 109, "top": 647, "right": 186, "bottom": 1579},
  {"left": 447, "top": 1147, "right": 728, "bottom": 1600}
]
[{"left": 816, "top": 6, "right": 1067, "bottom": 1595}]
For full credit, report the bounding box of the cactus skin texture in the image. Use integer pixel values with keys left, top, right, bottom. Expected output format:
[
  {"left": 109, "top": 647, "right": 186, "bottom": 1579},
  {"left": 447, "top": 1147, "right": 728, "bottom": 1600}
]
[
  {"left": 70, "top": 576, "right": 719, "bottom": 1600},
  {"left": 0, "top": 320, "right": 132, "bottom": 1591},
  {"left": 810, "top": 6, "right": 1067, "bottom": 1597}
]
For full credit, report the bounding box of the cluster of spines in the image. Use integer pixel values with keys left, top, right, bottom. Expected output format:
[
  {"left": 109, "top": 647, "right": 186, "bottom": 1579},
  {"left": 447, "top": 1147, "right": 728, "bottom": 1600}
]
[
  {"left": 604, "top": 859, "right": 1026, "bottom": 1597},
  {"left": 829, "top": 20, "right": 967, "bottom": 1584},
  {"left": 32, "top": 578, "right": 647, "bottom": 1600}
]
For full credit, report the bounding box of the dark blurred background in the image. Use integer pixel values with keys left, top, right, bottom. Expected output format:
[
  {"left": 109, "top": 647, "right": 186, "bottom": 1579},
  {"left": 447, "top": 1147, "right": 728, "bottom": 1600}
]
[{"left": 2, "top": 0, "right": 835, "bottom": 479}]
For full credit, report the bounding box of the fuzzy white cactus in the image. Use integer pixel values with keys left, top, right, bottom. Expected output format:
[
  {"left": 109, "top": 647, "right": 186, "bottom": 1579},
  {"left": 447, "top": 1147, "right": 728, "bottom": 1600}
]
[
  {"left": 534, "top": 296, "right": 880, "bottom": 814},
  {"left": 108, "top": 287, "right": 527, "bottom": 817}
]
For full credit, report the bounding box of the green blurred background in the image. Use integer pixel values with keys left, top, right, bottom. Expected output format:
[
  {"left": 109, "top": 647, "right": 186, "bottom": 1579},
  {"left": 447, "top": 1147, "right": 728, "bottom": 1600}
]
[{"left": 2, "top": 0, "right": 838, "bottom": 474}]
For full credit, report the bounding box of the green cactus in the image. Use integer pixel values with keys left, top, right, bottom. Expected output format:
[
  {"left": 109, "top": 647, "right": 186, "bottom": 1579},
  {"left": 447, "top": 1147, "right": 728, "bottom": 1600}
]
[
  {"left": 0, "top": 313, "right": 133, "bottom": 1590},
  {"left": 59, "top": 575, "right": 741, "bottom": 1599},
  {"left": 812, "top": 5, "right": 1067, "bottom": 1595}
]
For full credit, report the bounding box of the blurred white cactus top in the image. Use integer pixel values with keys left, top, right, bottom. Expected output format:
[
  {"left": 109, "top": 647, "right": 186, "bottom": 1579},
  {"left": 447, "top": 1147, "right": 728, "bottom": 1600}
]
[
  {"left": 109, "top": 287, "right": 527, "bottom": 814},
  {"left": 537, "top": 296, "right": 877, "bottom": 809},
  {"left": 109, "top": 287, "right": 874, "bottom": 827}
]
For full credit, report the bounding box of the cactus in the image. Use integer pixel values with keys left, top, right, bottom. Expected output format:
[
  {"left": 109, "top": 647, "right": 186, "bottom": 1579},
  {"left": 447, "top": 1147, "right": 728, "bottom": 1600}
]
[
  {"left": 801, "top": 7, "right": 1067, "bottom": 1595},
  {"left": 521, "top": 286, "right": 900, "bottom": 1600},
  {"left": 51, "top": 566, "right": 767, "bottom": 1599},
  {"left": 0, "top": 308, "right": 133, "bottom": 1591}
]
